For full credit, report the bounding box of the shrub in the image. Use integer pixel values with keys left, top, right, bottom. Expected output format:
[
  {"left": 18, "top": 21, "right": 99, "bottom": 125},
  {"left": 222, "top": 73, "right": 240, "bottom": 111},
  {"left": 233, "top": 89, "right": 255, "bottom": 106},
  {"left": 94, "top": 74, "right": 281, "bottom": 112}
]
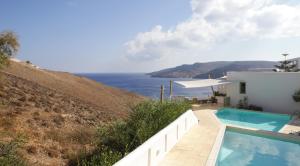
[
  {"left": 69, "top": 147, "right": 122, "bottom": 166},
  {"left": 0, "top": 136, "right": 27, "bottom": 166},
  {"left": 237, "top": 97, "right": 248, "bottom": 109},
  {"left": 71, "top": 100, "right": 190, "bottom": 166},
  {"left": 293, "top": 89, "right": 300, "bottom": 102},
  {"left": 126, "top": 101, "right": 190, "bottom": 146},
  {"left": 45, "top": 127, "right": 96, "bottom": 145},
  {"left": 0, "top": 116, "right": 14, "bottom": 130},
  {"left": 213, "top": 91, "right": 226, "bottom": 96},
  {"left": 67, "top": 127, "right": 96, "bottom": 145},
  {"left": 248, "top": 105, "right": 263, "bottom": 111}
]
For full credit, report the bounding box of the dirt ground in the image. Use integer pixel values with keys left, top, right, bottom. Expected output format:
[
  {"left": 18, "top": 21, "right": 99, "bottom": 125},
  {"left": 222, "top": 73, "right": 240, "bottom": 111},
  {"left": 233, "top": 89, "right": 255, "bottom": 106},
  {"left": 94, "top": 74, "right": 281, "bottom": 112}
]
[{"left": 0, "top": 61, "right": 145, "bottom": 165}]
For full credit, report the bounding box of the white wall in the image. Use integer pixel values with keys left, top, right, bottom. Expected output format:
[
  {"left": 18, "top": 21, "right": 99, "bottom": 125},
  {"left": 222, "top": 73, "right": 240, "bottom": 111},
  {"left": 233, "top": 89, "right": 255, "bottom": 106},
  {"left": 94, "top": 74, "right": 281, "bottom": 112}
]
[
  {"left": 113, "top": 110, "right": 198, "bottom": 166},
  {"left": 226, "top": 72, "right": 300, "bottom": 114},
  {"left": 290, "top": 57, "right": 300, "bottom": 70}
]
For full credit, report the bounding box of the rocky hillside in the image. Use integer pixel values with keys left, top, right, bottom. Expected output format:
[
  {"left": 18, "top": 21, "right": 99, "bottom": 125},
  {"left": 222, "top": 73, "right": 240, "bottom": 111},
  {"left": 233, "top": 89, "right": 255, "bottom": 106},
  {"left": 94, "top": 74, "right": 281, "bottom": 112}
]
[
  {"left": 149, "top": 61, "right": 278, "bottom": 78},
  {"left": 0, "top": 61, "right": 145, "bottom": 166}
]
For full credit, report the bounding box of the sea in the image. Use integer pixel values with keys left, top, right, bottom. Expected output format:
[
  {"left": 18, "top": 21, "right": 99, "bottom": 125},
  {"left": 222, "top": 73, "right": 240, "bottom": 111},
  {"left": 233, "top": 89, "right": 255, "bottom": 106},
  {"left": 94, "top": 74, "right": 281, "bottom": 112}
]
[{"left": 77, "top": 73, "right": 212, "bottom": 99}]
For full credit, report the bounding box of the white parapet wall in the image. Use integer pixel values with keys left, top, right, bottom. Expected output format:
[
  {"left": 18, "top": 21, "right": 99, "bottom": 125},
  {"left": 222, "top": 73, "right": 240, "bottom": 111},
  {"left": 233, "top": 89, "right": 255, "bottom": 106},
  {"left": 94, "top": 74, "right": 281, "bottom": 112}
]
[{"left": 113, "top": 110, "right": 198, "bottom": 166}]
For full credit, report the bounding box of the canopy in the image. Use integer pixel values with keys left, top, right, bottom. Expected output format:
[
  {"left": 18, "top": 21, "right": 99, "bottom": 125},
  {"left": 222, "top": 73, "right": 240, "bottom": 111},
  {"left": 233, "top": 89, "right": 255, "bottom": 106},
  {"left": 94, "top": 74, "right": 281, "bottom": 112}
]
[{"left": 175, "top": 79, "right": 231, "bottom": 88}]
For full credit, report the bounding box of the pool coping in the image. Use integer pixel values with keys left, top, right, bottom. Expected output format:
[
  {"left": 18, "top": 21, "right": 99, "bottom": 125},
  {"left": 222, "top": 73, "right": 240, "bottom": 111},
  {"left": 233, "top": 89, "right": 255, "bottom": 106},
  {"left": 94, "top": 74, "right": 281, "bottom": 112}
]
[
  {"left": 226, "top": 126, "right": 300, "bottom": 143},
  {"left": 205, "top": 110, "right": 225, "bottom": 166},
  {"left": 206, "top": 109, "right": 300, "bottom": 166},
  {"left": 205, "top": 124, "right": 226, "bottom": 166}
]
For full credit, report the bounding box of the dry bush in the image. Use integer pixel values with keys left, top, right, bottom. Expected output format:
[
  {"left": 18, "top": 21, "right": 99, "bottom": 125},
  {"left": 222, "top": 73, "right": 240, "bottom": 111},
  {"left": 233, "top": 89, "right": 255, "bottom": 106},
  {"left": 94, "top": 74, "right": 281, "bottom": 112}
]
[
  {"left": 46, "top": 147, "right": 59, "bottom": 158},
  {"left": 0, "top": 116, "right": 15, "bottom": 130},
  {"left": 42, "top": 127, "right": 96, "bottom": 162},
  {"left": 44, "top": 129, "right": 67, "bottom": 144},
  {"left": 52, "top": 115, "right": 65, "bottom": 126},
  {"left": 66, "top": 127, "right": 96, "bottom": 145},
  {"left": 44, "top": 127, "right": 96, "bottom": 145},
  {"left": 26, "top": 145, "right": 37, "bottom": 154}
]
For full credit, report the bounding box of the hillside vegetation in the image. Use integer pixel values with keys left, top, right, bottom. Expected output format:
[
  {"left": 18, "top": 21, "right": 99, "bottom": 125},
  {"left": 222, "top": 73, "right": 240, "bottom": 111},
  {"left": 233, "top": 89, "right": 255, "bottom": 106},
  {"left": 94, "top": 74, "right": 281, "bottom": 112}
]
[
  {"left": 72, "top": 101, "right": 190, "bottom": 166},
  {"left": 0, "top": 60, "right": 145, "bottom": 165}
]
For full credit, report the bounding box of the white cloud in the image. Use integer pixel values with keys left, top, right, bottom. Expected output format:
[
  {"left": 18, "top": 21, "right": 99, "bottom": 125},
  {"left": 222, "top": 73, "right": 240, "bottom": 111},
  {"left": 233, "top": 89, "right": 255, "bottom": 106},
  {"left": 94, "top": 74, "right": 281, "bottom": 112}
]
[{"left": 125, "top": 0, "right": 300, "bottom": 61}]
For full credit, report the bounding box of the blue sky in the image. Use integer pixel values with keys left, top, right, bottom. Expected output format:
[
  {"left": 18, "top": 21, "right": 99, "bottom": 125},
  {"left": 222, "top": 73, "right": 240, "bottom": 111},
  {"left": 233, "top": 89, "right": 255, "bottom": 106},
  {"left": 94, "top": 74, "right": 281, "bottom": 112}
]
[{"left": 1, "top": 0, "right": 300, "bottom": 73}]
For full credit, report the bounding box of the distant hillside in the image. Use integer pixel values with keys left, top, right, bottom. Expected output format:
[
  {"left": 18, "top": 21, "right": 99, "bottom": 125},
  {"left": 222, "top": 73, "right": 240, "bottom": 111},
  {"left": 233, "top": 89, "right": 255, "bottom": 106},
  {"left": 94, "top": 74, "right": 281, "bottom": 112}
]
[
  {"left": 0, "top": 60, "right": 145, "bottom": 166},
  {"left": 149, "top": 61, "right": 278, "bottom": 78}
]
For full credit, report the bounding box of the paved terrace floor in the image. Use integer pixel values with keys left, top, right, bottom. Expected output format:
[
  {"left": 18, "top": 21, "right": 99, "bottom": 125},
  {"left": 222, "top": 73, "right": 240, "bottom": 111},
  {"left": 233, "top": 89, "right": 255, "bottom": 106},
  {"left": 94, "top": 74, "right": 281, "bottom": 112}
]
[
  {"left": 281, "top": 116, "right": 300, "bottom": 135},
  {"left": 159, "top": 105, "right": 300, "bottom": 166},
  {"left": 159, "top": 105, "right": 222, "bottom": 166}
]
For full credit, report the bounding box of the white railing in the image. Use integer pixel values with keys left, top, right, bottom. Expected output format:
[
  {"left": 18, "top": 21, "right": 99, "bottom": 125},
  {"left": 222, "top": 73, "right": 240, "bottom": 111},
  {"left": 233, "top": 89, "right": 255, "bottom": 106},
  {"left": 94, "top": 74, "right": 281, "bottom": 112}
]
[{"left": 114, "top": 110, "right": 198, "bottom": 166}]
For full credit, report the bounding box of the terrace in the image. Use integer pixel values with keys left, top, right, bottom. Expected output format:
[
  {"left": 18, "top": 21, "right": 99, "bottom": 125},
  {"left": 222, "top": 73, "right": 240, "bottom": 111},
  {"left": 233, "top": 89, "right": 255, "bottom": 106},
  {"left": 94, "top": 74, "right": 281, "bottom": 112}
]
[
  {"left": 115, "top": 71, "right": 300, "bottom": 166},
  {"left": 160, "top": 104, "right": 300, "bottom": 166},
  {"left": 114, "top": 101, "right": 300, "bottom": 166}
]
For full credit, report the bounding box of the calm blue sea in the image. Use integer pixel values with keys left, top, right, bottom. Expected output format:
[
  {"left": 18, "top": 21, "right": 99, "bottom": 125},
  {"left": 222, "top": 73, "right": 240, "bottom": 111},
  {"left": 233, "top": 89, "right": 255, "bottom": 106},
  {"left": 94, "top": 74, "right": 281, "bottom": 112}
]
[{"left": 77, "top": 73, "right": 212, "bottom": 99}]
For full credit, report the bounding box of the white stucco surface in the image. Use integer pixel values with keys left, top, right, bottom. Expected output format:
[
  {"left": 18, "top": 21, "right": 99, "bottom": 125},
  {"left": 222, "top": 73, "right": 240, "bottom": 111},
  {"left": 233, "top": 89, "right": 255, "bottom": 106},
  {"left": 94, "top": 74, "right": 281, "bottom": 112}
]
[
  {"left": 226, "top": 72, "right": 300, "bottom": 114},
  {"left": 290, "top": 57, "right": 300, "bottom": 70}
]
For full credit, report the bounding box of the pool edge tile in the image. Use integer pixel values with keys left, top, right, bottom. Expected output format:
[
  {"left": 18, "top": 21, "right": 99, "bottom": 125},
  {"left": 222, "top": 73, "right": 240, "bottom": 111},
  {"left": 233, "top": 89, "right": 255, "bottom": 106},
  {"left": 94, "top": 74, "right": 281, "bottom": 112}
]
[{"left": 206, "top": 125, "right": 226, "bottom": 166}]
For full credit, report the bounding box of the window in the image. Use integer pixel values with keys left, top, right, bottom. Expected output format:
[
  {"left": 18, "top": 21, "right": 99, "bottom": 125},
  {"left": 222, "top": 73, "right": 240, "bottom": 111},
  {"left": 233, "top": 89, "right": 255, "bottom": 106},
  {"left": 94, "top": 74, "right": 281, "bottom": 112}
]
[{"left": 240, "top": 82, "right": 246, "bottom": 94}]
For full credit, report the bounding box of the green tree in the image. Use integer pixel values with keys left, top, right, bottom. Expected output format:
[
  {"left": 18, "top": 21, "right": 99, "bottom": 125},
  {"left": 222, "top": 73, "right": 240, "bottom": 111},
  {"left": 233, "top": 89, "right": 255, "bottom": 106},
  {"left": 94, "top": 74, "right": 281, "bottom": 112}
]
[{"left": 0, "top": 31, "right": 20, "bottom": 69}]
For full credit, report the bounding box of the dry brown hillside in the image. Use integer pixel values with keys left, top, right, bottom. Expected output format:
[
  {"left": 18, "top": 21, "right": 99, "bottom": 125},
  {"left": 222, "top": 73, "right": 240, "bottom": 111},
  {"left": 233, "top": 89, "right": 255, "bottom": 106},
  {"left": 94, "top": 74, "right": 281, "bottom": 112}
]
[{"left": 0, "top": 61, "right": 145, "bottom": 166}]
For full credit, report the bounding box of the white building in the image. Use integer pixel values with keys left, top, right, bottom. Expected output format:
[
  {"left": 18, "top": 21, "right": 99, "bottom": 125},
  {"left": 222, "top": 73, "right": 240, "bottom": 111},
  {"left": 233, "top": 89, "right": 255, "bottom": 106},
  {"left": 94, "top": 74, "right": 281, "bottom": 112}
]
[{"left": 226, "top": 72, "right": 300, "bottom": 114}]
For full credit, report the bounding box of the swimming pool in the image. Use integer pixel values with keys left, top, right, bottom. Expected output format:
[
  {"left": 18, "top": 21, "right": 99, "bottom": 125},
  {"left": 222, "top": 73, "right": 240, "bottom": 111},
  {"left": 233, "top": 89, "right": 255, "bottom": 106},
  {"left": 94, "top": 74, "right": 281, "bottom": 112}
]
[
  {"left": 215, "top": 108, "right": 291, "bottom": 131},
  {"left": 216, "top": 128, "right": 300, "bottom": 166}
]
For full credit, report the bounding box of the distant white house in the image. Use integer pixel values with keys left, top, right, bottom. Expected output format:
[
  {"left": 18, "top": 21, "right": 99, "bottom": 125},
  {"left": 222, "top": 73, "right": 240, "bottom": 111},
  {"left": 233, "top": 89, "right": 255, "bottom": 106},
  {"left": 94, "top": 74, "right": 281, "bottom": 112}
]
[
  {"left": 226, "top": 72, "right": 300, "bottom": 114},
  {"left": 9, "top": 58, "right": 41, "bottom": 69}
]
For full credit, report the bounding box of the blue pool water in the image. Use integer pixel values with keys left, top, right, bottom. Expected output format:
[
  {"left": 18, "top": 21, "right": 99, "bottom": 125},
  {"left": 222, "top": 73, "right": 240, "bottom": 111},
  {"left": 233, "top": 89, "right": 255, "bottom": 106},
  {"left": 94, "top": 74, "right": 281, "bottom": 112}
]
[
  {"left": 217, "top": 129, "right": 300, "bottom": 166},
  {"left": 216, "top": 108, "right": 291, "bottom": 131}
]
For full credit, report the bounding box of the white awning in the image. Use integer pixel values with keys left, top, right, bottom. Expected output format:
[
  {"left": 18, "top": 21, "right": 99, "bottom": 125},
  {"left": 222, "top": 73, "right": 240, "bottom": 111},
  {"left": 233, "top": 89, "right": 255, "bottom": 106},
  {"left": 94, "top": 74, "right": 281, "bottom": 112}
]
[{"left": 175, "top": 79, "right": 231, "bottom": 88}]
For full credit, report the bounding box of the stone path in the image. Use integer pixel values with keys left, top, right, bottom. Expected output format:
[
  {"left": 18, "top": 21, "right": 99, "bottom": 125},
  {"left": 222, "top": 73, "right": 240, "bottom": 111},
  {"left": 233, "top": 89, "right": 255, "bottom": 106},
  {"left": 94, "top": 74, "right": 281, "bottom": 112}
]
[{"left": 159, "top": 108, "right": 221, "bottom": 166}]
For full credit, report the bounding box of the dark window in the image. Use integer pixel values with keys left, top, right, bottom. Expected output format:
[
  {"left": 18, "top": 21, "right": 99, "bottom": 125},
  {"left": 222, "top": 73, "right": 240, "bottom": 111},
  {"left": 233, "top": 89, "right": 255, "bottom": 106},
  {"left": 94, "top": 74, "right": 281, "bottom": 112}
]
[{"left": 240, "top": 82, "right": 246, "bottom": 94}]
